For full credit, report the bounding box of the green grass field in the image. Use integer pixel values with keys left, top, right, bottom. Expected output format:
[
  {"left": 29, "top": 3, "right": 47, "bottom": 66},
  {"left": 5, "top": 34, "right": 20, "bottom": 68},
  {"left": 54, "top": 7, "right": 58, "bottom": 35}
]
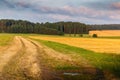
[{"left": 0, "top": 34, "right": 15, "bottom": 46}]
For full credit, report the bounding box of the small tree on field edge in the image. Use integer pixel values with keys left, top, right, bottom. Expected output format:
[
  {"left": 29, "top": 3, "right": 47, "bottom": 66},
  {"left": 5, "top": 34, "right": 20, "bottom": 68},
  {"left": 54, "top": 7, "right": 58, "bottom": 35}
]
[{"left": 92, "top": 34, "right": 98, "bottom": 38}]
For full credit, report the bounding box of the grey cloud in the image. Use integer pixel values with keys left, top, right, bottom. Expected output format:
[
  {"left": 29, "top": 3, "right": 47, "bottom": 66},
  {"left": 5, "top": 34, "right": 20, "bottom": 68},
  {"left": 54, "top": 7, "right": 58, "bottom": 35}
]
[
  {"left": 0, "top": 0, "right": 15, "bottom": 8},
  {"left": 0, "top": 0, "right": 120, "bottom": 24},
  {"left": 84, "top": 0, "right": 120, "bottom": 10},
  {"left": 110, "top": 2, "right": 120, "bottom": 10}
]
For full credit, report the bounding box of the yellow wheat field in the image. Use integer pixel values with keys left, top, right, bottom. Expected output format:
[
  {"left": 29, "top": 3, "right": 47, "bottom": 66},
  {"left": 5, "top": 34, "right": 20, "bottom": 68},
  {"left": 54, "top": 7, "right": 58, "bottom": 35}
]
[
  {"left": 89, "top": 30, "right": 120, "bottom": 37},
  {"left": 30, "top": 36, "right": 120, "bottom": 54}
]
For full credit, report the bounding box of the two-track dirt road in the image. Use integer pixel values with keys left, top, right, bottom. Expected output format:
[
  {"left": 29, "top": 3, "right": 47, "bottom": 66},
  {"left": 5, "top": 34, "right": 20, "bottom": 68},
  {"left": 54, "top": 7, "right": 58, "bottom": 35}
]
[
  {"left": 0, "top": 36, "right": 41, "bottom": 80},
  {"left": 0, "top": 36, "right": 74, "bottom": 80}
]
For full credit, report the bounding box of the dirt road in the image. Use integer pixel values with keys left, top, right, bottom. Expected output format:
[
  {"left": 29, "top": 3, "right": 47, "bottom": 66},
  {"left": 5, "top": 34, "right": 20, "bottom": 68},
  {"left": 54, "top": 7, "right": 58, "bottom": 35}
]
[
  {"left": 0, "top": 36, "right": 75, "bottom": 80},
  {"left": 0, "top": 36, "right": 42, "bottom": 80}
]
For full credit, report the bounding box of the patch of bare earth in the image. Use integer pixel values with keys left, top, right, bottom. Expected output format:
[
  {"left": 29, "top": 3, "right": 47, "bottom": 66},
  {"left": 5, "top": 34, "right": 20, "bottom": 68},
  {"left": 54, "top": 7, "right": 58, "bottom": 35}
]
[{"left": 0, "top": 46, "right": 7, "bottom": 51}]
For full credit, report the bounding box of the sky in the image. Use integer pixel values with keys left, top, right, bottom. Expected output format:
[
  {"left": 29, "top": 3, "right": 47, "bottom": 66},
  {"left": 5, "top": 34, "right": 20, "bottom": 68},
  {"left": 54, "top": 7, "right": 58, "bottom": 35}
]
[{"left": 0, "top": 0, "right": 120, "bottom": 24}]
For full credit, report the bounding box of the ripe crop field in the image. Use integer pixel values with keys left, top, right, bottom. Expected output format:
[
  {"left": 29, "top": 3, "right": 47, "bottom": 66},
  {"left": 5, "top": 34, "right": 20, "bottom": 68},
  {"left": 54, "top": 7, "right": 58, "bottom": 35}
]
[
  {"left": 30, "top": 35, "right": 120, "bottom": 54},
  {"left": 89, "top": 30, "right": 120, "bottom": 37}
]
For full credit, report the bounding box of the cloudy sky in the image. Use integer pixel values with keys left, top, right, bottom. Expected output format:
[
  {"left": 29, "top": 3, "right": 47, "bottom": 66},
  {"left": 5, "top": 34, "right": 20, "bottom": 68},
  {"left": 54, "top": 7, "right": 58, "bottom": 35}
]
[{"left": 0, "top": 0, "right": 120, "bottom": 24}]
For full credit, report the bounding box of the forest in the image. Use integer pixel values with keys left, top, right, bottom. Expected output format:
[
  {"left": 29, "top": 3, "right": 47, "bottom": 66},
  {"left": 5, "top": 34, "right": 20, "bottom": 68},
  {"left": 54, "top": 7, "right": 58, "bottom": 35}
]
[
  {"left": 89, "top": 24, "right": 120, "bottom": 30},
  {"left": 0, "top": 19, "right": 88, "bottom": 35}
]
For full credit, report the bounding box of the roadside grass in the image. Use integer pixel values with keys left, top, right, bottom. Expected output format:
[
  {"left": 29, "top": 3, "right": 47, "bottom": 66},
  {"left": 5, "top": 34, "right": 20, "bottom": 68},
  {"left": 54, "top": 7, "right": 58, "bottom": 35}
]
[
  {"left": 99, "top": 36, "right": 120, "bottom": 39},
  {"left": 30, "top": 38, "right": 120, "bottom": 78},
  {"left": 0, "top": 33, "right": 47, "bottom": 46},
  {"left": 38, "top": 52, "right": 80, "bottom": 70},
  {"left": 64, "top": 34, "right": 90, "bottom": 37},
  {"left": 0, "top": 34, "right": 15, "bottom": 46}
]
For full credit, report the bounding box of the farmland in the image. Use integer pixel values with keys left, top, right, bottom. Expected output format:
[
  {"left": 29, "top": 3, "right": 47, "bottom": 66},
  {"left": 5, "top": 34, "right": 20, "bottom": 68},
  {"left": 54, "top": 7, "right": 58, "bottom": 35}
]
[
  {"left": 30, "top": 35, "right": 120, "bottom": 54},
  {"left": 89, "top": 30, "right": 120, "bottom": 37},
  {"left": 1, "top": 0, "right": 120, "bottom": 80},
  {"left": 29, "top": 34, "right": 120, "bottom": 80},
  {"left": 0, "top": 34, "right": 120, "bottom": 80}
]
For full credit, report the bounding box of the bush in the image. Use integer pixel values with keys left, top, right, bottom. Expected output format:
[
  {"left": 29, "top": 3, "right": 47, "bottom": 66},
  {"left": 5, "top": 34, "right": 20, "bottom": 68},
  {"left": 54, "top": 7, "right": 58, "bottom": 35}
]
[
  {"left": 92, "top": 34, "right": 98, "bottom": 38},
  {"left": 79, "top": 34, "right": 83, "bottom": 37},
  {"left": 58, "top": 31, "right": 64, "bottom": 35}
]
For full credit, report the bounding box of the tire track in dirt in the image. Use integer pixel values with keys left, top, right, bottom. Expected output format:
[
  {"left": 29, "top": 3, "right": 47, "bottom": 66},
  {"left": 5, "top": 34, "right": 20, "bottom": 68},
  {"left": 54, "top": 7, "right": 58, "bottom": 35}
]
[
  {"left": 28, "top": 39, "right": 64, "bottom": 80},
  {"left": 18, "top": 37, "right": 64, "bottom": 80},
  {"left": 0, "top": 36, "right": 22, "bottom": 72},
  {"left": 16, "top": 36, "right": 42, "bottom": 80}
]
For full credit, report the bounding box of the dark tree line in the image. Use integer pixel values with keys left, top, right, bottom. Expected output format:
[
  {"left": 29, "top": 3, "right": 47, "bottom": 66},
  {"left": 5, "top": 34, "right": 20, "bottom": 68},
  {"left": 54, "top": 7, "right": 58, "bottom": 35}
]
[
  {"left": 88, "top": 24, "right": 120, "bottom": 30},
  {"left": 0, "top": 19, "right": 89, "bottom": 35}
]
